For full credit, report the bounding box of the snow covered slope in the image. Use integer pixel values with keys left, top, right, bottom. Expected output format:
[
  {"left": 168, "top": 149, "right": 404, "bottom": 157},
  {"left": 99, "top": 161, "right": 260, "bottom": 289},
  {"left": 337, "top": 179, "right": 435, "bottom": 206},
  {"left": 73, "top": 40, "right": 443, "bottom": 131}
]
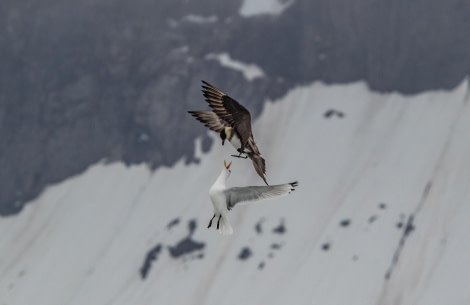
[
  {"left": 239, "top": 0, "right": 295, "bottom": 17},
  {"left": 1, "top": 80, "right": 470, "bottom": 305}
]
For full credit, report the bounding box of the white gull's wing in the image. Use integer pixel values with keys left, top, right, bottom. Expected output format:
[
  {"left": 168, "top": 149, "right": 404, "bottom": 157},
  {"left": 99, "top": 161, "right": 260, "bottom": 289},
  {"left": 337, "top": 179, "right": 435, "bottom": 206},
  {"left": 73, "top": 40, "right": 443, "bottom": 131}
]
[{"left": 224, "top": 182, "right": 298, "bottom": 210}]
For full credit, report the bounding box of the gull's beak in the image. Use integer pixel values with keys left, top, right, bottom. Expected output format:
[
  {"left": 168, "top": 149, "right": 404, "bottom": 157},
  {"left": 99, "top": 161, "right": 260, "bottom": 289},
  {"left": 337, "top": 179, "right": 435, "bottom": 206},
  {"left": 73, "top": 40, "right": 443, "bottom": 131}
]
[{"left": 224, "top": 160, "right": 232, "bottom": 170}]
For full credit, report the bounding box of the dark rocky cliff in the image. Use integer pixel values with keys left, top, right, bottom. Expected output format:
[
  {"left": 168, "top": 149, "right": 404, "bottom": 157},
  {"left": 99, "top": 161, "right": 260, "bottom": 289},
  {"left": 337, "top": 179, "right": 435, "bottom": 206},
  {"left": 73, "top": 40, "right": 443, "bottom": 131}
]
[{"left": 1, "top": 0, "right": 469, "bottom": 215}]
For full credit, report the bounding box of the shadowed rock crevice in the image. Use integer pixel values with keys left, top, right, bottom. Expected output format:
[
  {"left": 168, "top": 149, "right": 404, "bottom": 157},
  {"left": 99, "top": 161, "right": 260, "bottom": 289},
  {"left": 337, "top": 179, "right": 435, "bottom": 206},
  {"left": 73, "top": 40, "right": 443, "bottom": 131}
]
[
  {"left": 140, "top": 244, "right": 162, "bottom": 279},
  {"left": 139, "top": 219, "right": 205, "bottom": 279},
  {"left": 168, "top": 219, "right": 205, "bottom": 258}
]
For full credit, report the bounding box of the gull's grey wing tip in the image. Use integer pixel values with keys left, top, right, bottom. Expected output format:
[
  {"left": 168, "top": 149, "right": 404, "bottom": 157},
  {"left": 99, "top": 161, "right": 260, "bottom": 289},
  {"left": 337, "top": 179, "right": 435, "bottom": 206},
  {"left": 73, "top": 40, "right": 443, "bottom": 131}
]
[{"left": 289, "top": 181, "right": 299, "bottom": 192}]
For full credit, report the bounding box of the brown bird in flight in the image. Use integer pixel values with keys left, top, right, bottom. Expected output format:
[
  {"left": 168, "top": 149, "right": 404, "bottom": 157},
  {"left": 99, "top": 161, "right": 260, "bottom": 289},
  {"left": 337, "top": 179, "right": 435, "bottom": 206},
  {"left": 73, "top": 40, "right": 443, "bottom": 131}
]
[{"left": 188, "top": 81, "right": 268, "bottom": 185}]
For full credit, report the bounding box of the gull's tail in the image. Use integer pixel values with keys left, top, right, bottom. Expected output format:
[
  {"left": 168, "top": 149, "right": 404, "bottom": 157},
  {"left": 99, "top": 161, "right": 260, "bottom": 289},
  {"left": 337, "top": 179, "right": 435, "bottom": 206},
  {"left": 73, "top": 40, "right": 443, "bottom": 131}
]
[{"left": 218, "top": 215, "right": 233, "bottom": 235}]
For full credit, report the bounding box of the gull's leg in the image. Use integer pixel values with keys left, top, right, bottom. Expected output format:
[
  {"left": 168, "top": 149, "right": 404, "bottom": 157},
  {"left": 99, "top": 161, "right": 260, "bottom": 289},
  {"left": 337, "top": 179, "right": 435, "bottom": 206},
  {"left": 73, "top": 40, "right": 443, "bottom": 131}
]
[
  {"left": 216, "top": 215, "right": 222, "bottom": 229},
  {"left": 207, "top": 214, "right": 215, "bottom": 228}
]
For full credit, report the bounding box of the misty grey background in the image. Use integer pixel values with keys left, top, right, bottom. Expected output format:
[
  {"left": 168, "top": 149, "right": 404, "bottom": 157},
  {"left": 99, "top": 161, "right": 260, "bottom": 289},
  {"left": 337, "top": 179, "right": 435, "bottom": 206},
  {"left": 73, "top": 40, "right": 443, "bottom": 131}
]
[{"left": 1, "top": 0, "right": 469, "bottom": 215}]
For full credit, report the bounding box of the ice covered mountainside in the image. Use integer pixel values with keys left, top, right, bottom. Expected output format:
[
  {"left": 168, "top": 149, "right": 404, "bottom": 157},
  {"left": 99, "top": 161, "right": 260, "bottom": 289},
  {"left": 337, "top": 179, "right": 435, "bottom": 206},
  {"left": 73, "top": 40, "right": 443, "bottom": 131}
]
[
  {"left": 1, "top": 80, "right": 470, "bottom": 305},
  {"left": 3, "top": 0, "right": 470, "bottom": 216}
]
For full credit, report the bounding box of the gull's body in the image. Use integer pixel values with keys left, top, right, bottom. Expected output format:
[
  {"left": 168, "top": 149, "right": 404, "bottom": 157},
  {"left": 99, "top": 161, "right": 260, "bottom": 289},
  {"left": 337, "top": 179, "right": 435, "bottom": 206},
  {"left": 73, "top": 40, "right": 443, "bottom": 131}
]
[
  {"left": 188, "top": 81, "right": 268, "bottom": 185},
  {"left": 207, "top": 161, "right": 298, "bottom": 235},
  {"left": 208, "top": 162, "right": 234, "bottom": 235}
]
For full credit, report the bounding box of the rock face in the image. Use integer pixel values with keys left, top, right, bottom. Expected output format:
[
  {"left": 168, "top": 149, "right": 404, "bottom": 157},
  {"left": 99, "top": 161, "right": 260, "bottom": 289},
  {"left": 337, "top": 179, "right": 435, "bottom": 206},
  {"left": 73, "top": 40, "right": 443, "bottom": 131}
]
[{"left": 1, "top": 0, "right": 469, "bottom": 215}]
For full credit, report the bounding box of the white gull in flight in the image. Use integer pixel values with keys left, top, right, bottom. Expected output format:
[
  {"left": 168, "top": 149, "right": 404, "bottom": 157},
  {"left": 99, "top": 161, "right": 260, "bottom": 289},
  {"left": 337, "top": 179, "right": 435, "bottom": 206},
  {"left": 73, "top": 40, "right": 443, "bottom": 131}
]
[{"left": 207, "top": 160, "right": 298, "bottom": 235}]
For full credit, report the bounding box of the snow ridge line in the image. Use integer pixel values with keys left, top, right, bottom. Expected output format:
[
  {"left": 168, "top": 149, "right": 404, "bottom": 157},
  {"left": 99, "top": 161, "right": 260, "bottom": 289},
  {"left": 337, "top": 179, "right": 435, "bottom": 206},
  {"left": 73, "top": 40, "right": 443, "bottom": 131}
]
[{"left": 384, "top": 181, "right": 432, "bottom": 280}]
